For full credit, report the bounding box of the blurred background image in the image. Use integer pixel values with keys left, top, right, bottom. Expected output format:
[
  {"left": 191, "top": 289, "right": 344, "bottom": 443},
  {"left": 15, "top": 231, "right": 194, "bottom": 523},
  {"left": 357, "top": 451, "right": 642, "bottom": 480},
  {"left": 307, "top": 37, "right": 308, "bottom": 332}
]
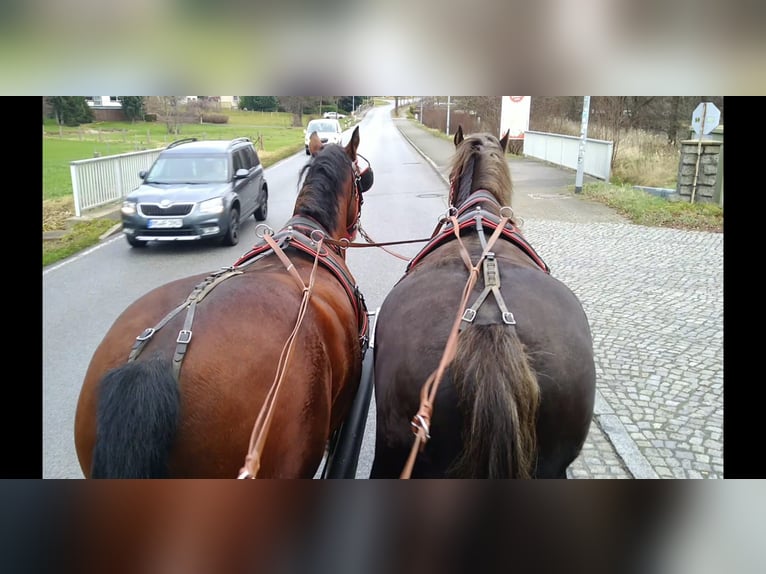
[
  {"left": 1, "top": 0, "right": 764, "bottom": 93},
  {"left": 2, "top": 481, "right": 764, "bottom": 574}
]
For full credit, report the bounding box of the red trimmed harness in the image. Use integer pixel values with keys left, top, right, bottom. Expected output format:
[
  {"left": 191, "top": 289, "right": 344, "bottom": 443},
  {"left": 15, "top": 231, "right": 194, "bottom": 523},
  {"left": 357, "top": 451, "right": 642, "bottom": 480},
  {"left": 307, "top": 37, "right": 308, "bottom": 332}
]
[
  {"left": 406, "top": 191, "right": 550, "bottom": 274},
  {"left": 234, "top": 215, "right": 369, "bottom": 353}
]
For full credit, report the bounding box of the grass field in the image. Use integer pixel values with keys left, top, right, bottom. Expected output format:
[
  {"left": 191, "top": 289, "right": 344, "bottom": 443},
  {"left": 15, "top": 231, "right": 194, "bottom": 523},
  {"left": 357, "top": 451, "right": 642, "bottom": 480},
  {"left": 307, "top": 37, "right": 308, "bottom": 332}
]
[{"left": 42, "top": 109, "right": 338, "bottom": 202}]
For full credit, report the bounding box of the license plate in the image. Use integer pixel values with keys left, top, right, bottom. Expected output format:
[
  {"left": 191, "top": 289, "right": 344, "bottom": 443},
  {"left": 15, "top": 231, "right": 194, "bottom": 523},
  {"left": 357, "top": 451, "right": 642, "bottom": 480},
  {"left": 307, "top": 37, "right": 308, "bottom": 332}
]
[{"left": 148, "top": 218, "right": 183, "bottom": 229}]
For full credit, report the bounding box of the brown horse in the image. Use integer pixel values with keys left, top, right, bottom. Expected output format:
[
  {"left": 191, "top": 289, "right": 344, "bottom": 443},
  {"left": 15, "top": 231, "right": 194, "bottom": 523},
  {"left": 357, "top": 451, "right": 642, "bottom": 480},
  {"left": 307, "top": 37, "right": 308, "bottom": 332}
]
[
  {"left": 370, "top": 125, "right": 596, "bottom": 478},
  {"left": 74, "top": 126, "right": 374, "bottom": 478}
]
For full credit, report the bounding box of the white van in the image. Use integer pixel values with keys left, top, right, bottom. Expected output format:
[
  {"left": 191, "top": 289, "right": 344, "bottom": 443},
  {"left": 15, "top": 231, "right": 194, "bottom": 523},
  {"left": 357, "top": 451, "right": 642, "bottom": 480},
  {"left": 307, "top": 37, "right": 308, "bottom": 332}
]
[{"left": 304, "top": 119, "right": 343, "bottom": 155}]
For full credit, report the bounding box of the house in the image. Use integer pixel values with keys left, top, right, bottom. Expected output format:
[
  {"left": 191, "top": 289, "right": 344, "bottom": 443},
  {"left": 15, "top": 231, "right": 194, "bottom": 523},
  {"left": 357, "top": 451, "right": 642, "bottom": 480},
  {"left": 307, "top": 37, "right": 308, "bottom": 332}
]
[
  {"left": 82, "top": 96, "right": 240, "bottom": 120},
  {"left": 193, "top": 96, "right": 239, "bottom": 109},
  {"left": 85, "top": 96, "right": 126, "bottom": 121}
]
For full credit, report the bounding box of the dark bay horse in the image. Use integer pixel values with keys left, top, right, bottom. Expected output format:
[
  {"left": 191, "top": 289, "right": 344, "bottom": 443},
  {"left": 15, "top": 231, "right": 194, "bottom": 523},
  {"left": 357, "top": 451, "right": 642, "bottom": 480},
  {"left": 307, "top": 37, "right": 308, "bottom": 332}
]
[
  {"left": 370, "top": 126, "right": 596, "bottom": 478},
  {"left": 74, "top": 127, "right": 373, "bottom": 478}
]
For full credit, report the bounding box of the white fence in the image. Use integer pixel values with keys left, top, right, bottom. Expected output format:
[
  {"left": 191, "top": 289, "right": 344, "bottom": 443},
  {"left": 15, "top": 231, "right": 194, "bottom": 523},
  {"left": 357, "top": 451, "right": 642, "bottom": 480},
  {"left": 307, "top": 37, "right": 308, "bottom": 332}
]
[
  {"left": 70, "top": 148, "right": 163, "bottom": 216},
  {"left": 523, "top": 131, "right": 613, "bottom": 181}
]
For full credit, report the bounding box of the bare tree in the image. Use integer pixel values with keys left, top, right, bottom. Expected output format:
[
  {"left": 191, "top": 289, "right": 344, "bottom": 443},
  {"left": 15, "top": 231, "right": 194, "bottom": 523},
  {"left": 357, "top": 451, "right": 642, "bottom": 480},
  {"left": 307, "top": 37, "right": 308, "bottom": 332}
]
[
  {"left": 530, "top": 97, "right": 581, "bottom": 135},
  {"left": 187, "top": 97, "right": 215, "bottom": 124},
  {"left": 456, "top": 97, "right": 502, "bottom": 135},
  {"left": 278, "top": 97, "right": 318, "bottom": 127},
  {"left": 145, "top": 96, "right": 185, "bottom": 135}
]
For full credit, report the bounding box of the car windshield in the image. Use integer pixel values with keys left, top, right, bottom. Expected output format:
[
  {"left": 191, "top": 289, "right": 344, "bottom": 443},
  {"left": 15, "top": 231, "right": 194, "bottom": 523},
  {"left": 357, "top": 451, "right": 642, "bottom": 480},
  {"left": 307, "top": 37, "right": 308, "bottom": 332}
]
[
  {"left": 308, "top": 121, "right": 338, "bottom": 133},
  {"left": 145, "top": 156, "right": 229, "bottom": 184}
]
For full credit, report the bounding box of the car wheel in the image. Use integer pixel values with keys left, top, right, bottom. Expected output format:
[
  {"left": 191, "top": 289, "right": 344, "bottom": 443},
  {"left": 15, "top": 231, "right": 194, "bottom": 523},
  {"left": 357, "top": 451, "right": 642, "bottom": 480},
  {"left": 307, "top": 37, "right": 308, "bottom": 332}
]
[
  {"left": 127, "top": 235, "right": 147, "bottom": 248},
  {"left": 222, "top": 208, "right": 240, "bottom": 246},
  {"left": 254, "top": 190, "right": 268, "bottom": 221}
]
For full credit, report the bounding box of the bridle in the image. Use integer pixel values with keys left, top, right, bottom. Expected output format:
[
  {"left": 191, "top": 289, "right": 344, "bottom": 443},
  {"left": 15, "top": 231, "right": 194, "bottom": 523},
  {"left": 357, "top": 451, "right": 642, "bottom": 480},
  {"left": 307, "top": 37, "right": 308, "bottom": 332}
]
[{"left": 345, "top": 153, "right": 371, "bottom": 241}]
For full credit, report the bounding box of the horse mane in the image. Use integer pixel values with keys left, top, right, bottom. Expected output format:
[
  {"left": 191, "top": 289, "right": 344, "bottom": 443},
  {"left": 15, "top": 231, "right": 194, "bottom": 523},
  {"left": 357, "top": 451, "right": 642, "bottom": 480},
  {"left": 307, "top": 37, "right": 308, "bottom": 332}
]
[
  {"left": 449, "top": 132, "right": 512, "bottom": 208},
  {"left": 295, "top": 145, "right": 353, "bottom": 233}
]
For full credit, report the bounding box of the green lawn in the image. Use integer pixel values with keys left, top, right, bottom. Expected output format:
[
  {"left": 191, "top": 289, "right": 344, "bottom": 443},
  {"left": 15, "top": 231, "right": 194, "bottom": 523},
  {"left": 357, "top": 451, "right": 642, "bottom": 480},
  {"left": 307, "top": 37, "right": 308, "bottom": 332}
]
[{"left": 43, "top": 110, "right": 318, "bottom": 201}]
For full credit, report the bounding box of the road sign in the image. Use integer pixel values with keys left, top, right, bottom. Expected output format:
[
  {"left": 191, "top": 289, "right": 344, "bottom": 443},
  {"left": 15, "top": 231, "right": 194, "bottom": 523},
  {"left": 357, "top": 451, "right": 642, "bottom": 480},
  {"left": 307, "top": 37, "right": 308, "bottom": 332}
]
[
  {"left": 500, "top": 96, "right": 531, "bottom": 139},
  {"left": 691, "top": 102, "right": 721, "bottom": 136}
]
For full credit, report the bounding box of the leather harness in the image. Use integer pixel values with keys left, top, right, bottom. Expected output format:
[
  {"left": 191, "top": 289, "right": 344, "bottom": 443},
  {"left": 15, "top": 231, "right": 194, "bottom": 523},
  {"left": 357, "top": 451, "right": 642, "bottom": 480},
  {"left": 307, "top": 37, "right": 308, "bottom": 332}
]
[
  {"left": 405, "top": 190, "right": 550, "bottom": 332},
  {"left": 126, "top": 215, "right": 369, "bottom": 381},
  {"left": 407, "top": 191, "right": 550, "bottom": 275}
]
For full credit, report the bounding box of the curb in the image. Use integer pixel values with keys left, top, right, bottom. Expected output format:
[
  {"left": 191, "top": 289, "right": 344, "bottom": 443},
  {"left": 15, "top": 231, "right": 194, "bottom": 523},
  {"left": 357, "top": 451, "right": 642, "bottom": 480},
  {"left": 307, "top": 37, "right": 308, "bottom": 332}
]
[
  {"left": 394, "top": 120, "right": 450, "bottom": 187},
  {"left": 100, "top": 223, "right": 123, "bottom": 240}
]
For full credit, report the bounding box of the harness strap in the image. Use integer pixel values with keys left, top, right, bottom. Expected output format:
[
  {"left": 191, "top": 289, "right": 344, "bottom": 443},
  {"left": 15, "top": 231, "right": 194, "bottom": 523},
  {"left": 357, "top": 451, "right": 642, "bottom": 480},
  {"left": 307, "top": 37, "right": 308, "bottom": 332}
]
[
  {"left": 460, "top": 253, "right": 516, "bottom": 329},
  {"left": 401, "top": 213, "right": 510, "bottom": 479},
  {"left": 475, "top": 213, "right": 488, "bottom": 251},
  {"left": 236, "top": 218, "right": 369, "bottom": 353},
  {"left": 172, "top": 300, "right": 196, "bottom": 381},
  {"left": 406, "top": 197, "right": 550, "bottom": 274},
  {"left": 127, "top": 268, "right": 243, "bottom": 371}
]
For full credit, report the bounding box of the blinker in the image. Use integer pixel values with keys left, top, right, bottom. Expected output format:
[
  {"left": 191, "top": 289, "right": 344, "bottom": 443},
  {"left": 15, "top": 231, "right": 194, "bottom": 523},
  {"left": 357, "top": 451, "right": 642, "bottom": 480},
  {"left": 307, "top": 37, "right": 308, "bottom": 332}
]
[{"left": 356, "top": 153, "right": 374, "bottom": 193}]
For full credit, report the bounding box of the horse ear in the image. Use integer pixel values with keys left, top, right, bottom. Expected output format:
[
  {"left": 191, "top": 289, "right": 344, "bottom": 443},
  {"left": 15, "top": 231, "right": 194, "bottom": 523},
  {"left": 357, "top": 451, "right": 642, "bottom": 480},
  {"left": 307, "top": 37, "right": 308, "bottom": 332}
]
[
  {"left": 454, "top": 125, "right": 464, "bottom": 147},
  {"left": 499, "top": 129, "right": 510, "bottom": 153},
  {"left": 309, "top": 132, "right": 323, "bottom": 156},
  {"left": 345, "top": 125, "right": 360, "bottom": 161}
]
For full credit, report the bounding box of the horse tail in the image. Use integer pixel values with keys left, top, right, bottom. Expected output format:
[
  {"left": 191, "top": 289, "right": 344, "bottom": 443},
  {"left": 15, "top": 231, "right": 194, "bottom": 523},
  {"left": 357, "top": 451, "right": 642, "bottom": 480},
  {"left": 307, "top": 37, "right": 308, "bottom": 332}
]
[
  {"left": 91, "top": 357, "right": 180, "bottom": 478},
  {"left": 450, "top": 324, "right": 540, "bottom": 478}
]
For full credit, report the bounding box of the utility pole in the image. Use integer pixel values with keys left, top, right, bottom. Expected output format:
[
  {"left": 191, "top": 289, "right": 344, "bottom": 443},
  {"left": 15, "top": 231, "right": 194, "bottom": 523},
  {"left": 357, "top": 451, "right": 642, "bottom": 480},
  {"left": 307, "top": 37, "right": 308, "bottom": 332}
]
[
  {"left": 352, "top": 96, "right": 355, "bottom": 115},
  {"left": 446, "top": 95, "right": 451, "bottom": 135},
  {"left": 575, "top": 96, "right": 591, "bottom": 194},
  {"left": 420, "top": 97, "right": 424, "bottom": 124}
]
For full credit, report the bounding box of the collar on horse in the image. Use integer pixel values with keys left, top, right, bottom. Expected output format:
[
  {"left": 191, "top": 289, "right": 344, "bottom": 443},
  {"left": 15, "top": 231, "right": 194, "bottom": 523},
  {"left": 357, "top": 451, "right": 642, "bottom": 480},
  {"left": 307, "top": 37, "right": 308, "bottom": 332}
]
[
  {"left": 233, "top": 215, "right": 369, "bottom": 352},
  {"left": 126, "top": 215, "right": 369, "bottom": 382},
  {"left": 406, "top": 190, "right": 550, "bottom": 275}
]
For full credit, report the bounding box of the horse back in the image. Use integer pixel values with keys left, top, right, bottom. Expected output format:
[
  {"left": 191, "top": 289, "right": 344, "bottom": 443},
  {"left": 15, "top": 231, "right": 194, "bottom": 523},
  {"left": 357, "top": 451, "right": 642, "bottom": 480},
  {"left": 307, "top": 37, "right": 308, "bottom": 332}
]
[{"left": 373, "top": 235, "right": 596, "bottom": 477}]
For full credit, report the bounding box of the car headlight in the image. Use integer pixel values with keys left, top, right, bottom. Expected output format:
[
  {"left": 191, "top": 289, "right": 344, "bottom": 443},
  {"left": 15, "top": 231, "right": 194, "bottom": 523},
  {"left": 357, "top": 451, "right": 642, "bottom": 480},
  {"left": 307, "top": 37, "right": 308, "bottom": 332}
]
[
  {"left": 121, "top": 200, "right": 137, "bottom": 216},
  {"left": 199, "top": 197, "right": 224, "bottom": 214}
]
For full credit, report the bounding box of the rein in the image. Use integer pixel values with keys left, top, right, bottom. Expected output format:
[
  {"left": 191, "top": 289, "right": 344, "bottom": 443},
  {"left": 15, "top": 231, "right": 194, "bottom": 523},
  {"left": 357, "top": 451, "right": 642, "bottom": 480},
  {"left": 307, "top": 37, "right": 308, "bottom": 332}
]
[
  {"left": 238, "top": 233, "right": 325, "bottom": 479},
  {"left": 321, "top": 218, "right": 449, "bottom": 262},
  {"left": 400, "top": 212, "right": 511, "bottom": 479}
]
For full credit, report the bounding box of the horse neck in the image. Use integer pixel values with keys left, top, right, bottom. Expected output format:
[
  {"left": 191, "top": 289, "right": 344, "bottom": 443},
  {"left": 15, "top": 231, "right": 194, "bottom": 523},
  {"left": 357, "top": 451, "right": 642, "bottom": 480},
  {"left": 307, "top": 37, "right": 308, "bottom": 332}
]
[
  {"left": 292, "top": 185, "right": 356, "bottom": 247},
  {"left": 456, "top": 190, "right": 504, "bottom": 217},
  {"left": 451, "top": 152, "right": 510, "bottom": 209}
]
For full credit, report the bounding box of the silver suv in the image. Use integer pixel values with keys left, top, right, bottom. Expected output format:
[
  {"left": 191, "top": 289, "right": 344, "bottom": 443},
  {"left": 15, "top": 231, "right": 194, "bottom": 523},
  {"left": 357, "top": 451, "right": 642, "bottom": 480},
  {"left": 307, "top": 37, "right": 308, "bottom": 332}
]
[{"left": 121, "top": 137, "right": 268, "bottom": 248}]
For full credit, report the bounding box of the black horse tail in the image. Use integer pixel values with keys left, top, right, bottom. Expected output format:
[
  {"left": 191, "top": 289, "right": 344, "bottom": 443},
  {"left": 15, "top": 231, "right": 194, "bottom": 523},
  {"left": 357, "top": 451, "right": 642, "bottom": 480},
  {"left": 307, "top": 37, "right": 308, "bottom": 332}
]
[
  {"left": 450, "top": 324, "right": 540, "bottom": 478},
  {"left": 91, "top": 357, "right": 180, "bottom": 478}
]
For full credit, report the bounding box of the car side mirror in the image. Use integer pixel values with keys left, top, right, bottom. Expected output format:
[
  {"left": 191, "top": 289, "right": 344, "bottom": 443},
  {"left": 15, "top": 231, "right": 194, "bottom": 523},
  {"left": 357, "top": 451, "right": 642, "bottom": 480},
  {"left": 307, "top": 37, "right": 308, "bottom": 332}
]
[
  {"left": 234, "top": 168, "right": 249, "bottom": 179},
  {"left": 139, "top": 170, "right": 147, "bottom": 179}
]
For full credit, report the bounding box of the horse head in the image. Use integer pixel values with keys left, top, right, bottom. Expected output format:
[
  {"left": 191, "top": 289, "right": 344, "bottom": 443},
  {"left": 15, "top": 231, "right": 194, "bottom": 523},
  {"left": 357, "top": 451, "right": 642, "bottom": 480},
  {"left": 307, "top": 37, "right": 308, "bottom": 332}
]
[
  {"left": 449, "top": 125, "right": 512, "bottom": 209},
  {"left": 297, "top": 125, "right": 372, "bottom": 245}
]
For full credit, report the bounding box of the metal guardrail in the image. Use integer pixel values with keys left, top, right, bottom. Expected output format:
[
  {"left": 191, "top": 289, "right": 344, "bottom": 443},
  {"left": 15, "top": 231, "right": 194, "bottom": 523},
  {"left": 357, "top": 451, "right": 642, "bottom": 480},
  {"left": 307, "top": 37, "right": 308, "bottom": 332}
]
[
  {"left": 523, "top": 131, "right": 613, "bottom": 182},
  {"left": 70, "top": 148, "right": 163, "bottom": 216}
]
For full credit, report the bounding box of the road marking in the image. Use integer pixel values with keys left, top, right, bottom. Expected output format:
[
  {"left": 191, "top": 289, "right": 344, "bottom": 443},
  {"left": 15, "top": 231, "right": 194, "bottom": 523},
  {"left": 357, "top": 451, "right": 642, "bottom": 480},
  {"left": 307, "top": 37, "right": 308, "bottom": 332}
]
[{"left": 42, "top": 234, "right": 122, "bottom": 276}]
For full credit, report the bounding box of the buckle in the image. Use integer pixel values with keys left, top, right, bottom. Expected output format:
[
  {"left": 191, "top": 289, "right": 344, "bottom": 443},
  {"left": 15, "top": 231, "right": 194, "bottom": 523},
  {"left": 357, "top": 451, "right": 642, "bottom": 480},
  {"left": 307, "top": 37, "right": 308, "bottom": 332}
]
[
  {"left": 136, "top": 328, "right": 155, "bottom": 341},
  {"left": 176, "top": 330, "right": 192, "bottom": 344},
  {"left": 462, "top": 308, "right": 477, "bottom": 322},
  {"left": 502, "top": 312, "right": 516, "bottom": 325}
]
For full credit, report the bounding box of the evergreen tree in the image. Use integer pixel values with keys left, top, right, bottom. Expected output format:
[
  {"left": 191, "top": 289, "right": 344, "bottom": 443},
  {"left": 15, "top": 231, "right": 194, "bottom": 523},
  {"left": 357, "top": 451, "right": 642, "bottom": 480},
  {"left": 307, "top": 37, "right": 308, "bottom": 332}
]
[
  {"left": 239, "top": 96, "right": 278, "bottom": 111},
  {"left": 49, "top": 96, "right": 94, "bottom": 126},
  {"left": 120, "top": 96, "right": 145, "bottom": 122}
]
